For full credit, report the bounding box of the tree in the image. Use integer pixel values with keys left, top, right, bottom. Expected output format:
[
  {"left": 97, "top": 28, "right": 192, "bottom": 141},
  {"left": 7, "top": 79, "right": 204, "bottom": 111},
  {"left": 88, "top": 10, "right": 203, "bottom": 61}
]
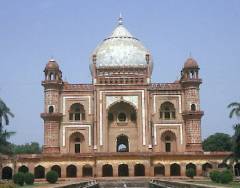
[
  {"left": 0, "top": 98, "right": 14, "bottom": 154},
  {"left": 223, "top": 102, "right": 240, "bottom": 165},
  {"left": 12, "top": 142, "right": 41, "bottom": 154},
  {"left": 228, "top": 102, "right": 240, "bottom": 118},
  {"left": 203, "top": 133, "right": 232, "bottom": 152}
]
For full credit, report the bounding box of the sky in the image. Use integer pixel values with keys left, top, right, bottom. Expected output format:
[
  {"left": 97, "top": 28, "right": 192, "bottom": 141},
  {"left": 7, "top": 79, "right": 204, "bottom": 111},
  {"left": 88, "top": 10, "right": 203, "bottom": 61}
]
[{"left": 0, "top": 0, "right": 239, "bottom": 145}]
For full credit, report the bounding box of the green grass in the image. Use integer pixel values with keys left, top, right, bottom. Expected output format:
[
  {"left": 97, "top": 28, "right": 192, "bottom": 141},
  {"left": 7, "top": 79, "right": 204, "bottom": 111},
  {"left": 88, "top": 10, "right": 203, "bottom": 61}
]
[
  {"left": 16, "top": 183, "right": 49, "bottom": 188},
  {"left": 190, "top": 180, "right": 240, "bottom": 188}
]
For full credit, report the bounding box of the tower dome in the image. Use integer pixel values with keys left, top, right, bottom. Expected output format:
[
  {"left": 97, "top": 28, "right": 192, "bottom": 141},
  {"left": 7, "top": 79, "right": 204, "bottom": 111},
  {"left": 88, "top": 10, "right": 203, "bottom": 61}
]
[
  {"left": 91, "top": 16, "right": 153, "bottom": 71},
  {"left": 184, "top": 57, "right": 199, "bottom": 69}
]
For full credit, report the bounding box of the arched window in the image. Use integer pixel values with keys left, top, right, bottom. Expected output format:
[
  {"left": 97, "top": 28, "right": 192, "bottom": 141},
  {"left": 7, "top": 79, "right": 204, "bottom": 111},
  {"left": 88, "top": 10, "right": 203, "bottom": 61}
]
[
  {"left": 161, "top": 131, "right": 177, "bottom": 152},
  {"left": 186, "top": 163, "right": 196, "bottom": 176},
  {"left": 102, "top": 164, "right": 113, "bottom": 177},
  {"left": 202, "top": 163, "right": 213, "bottom": 176},
  {"left": 51, "top": 165, "right": 61, "bottom": 178},
  {"left": 154, "top": 164, "right": 165, "bottom": 176},
  {"left": 116, "top": 135, "right": 129, "bottom": 152},
  {"left": 34, "top": 165, "right": 45, "bottom": 179},
  {"left": 69, "top": 103, "right": 85, "bottom": 121},
  {"left": 82, "top": 165, "right": 93, "bottom": 177},
  {"left": 191, "top": 104, "right": 196, "bottom": 111},
  {"left": 234, "top": 163, "right": 240, "bottom": 176},
  {"left": 66, "top": 165, "right": 77, "bottom": 177},
  {"left": 118, "top": 164, "right": 129, "bottom": 177},
  {"left": 18, "top": 165, "right": 29, "bottom": 173},
  {"left": 48, "top": 106, "right": 54, "bottom": 113},
  {"left": 2, "top": 167, "right": 12, "bottom": 180},
  {"left": 118, "top": 112, "right": 127, "bottom": 122},
  {"left": 170, "top": 163, "right": 181, "bottom": 176},
  {"left": 134, "top": 164, "right": 145, "bottom": 176},
  {"left": 69, "top": 132, "right": 85, "bottom": 153},
  {"left": 160, "top": 102, "right": 176, "bottom": 120}
]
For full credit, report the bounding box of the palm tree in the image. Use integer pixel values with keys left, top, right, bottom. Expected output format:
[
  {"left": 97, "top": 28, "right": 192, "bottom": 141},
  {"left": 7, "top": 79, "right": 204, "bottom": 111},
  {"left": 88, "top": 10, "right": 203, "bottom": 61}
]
[
  {"left": 0, "top": 98, "right": 14, "bottom": 129},
  {"left": 228, "top": 102, "right": 240, "bottom": 118}
]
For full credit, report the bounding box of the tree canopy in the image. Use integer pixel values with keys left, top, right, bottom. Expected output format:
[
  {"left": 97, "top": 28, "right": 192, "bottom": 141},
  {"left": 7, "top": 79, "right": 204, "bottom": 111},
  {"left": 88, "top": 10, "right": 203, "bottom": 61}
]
[
  {"left": 12, "top": 142, "right": 41, "bottom": 154},
  {"left": 0, "top": 98, "right": 14, "bottom": 154},
  {"left": 203, "top": 133, "right": 232, "bottom": 152}
]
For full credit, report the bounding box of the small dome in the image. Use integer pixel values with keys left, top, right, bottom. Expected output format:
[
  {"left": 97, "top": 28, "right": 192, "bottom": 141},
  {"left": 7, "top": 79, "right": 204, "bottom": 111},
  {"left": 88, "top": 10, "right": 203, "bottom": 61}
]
[
  {"left": 184, "top": 58, "right": 199, "bottom": 69},
  {"left": 45, "top": 59, "right": 59, "bottom": 70},
  {"left": 91, "top": 17, "right": 153, "bottom": 70}
]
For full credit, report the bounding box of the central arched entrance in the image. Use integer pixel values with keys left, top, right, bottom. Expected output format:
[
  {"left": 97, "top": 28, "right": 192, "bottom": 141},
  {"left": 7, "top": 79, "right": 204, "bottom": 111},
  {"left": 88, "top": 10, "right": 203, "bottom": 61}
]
[
  {"left": 134, "top": 164, "right": 145, "bottom": 176},
  {"left": 82, "top": 165, "right": 93, "bottom": 177},
  {"left": 102, "top": 164, "right": 113, "bottom": 177},
  {"left": 154, "top": 164, "right": 165, "bottom": 176},
  {"left": 116, "top": 135, "right": 129, "bottom": 152},
  {"left": 118, "top": 164, "right": 129, "bottom": 176}
]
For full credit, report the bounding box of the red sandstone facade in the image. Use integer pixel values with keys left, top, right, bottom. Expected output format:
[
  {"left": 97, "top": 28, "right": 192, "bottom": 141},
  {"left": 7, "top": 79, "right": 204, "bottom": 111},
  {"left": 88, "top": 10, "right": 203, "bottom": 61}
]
[{"left": 0, "top": 18, "right": 232, "bottom": 180}]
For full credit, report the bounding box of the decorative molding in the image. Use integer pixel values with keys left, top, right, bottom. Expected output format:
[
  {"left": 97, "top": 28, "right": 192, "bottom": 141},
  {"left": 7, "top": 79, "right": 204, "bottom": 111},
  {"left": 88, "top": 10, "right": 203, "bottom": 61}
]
[
  {"left": 99, "top": 90, "right": 146, "bottom": 146},
  {"left": 62, "top": 124, "right": 91, "bottom": 146},
  {"left": 62, "top": 96, "right": 91, "bottom": 115},
  {"left": 106, "top": 96, "right": 138, "bottom": 109},
  {"left": 153, "top": 124, "right": 183, "bottom": 145},
  {"left": 153, "top": 94, "right": 182, "bottom": 114}
]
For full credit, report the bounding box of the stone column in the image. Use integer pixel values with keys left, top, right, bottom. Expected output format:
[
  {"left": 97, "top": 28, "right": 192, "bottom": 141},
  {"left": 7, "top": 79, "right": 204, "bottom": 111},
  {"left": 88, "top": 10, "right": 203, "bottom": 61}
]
[
  {"left": 165, "top": 164, "right": 170, "bottom": 176},
  {"left": 96, "top": 164, "right": 102, "bottom": 177},
  {"left": 113, "top": 164, "right": 118, "bottom": 177},
  {"left": 77, "top": 165, "right": 82, "bottom": 177},
  {"left": 61, "top": 165, "right": 67, "bottom": 178},
  {"left": 196, "top": 164, "right": 202, "bottom": 176},
  {"left": 180, "top": 164, "right": 186, "bottom": 176},
  {"left": 28, "top": 163, "right": 35, "bottom": 175},
  {"left": 129, "top": 164, "right": 134, "bottom": 176},
  {"left": 145, "top": 163, "right": 151, "bottom": 176}
]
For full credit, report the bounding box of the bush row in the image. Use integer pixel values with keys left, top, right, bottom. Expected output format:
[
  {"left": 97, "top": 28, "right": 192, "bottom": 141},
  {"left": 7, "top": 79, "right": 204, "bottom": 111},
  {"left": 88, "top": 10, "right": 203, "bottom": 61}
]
[{"left": 13, "top": 170, "right": 58, "bottom": 186}]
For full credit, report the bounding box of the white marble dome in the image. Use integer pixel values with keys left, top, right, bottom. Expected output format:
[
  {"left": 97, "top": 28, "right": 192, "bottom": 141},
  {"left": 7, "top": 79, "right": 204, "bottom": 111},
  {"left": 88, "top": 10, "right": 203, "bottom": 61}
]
[{"left": 91, "top": 18, "right": 153, "bottom": 70}]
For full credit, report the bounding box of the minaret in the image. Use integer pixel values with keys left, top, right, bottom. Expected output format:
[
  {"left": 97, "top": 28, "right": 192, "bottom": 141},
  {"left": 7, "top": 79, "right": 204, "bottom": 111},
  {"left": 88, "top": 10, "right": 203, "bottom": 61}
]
[
  {"left": 41, "top": 59, "right": 63, "bottom": 153},
  {"left": 180, "top": 57, "right": 204, "bottom": 152}
]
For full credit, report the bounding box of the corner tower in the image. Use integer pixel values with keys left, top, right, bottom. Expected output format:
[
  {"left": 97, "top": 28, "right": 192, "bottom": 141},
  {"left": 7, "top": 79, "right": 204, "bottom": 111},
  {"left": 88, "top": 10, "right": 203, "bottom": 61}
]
[
  {"left": 41, "top": 59, "right": 63, "bottom": 153},
  {"left": 180, "top": 58, "right": 204, "bottom": 152}
]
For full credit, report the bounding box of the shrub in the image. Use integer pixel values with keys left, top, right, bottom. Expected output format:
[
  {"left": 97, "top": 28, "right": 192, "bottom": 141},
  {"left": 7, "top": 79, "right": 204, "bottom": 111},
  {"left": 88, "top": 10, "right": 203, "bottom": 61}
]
[
  {"left": 210, "top": 170, "right": 233, "bottom": 184},
  {"left": 46, "top": 170, "right": 58, "bottom": 184},
  {"left": 13, "top": 172, "right": 25, "bottom": 186},
  {"left": 210, "top": 170, "right": 221, "bottom": 183},
  {"left": 24, "top": 172, "right": 34, "bottom": 185},
  {"left": 186, "top": 168, "right": 195, "bottom": 179},
  {"left": 220, "top": 170, "right": 233, "bottom": 184}
]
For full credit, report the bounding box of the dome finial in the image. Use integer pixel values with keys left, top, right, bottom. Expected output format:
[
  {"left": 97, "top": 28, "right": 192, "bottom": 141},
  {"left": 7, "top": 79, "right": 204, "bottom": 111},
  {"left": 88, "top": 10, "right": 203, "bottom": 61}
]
[{"left": 118, "top": 13, "right": 123, "bottom": 25}]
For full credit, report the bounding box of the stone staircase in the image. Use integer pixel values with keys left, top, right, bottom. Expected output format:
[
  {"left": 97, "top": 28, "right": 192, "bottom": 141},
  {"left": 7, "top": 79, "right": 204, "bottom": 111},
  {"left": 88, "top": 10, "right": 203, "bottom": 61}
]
[{"left": 98, "top": 179, "right": 149, "bottom": 188}]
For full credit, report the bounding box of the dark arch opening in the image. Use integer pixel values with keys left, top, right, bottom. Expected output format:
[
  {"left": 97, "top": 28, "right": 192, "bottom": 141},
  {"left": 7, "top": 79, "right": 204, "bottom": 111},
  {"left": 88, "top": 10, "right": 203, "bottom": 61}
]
[
  {"left": 116, "top": 135, "right": 129, "bottom": 152},
  {"left": 51, "top": 165, "right": 61, "bottom": 178},
  {"left": 66, "top": 165, "right": 77, "bottom": 177},
  {"left": 102, "top": 164, "right": 113, "bottom": 177},
  {"left": 34, "top": 165, "right": 45, "bottom": 179},
  {"left": 118, "top": 164, "right": 129, "bottom": 177},
  {"left": 234, "top": 163, "right": 240, "bottom": 176},
  {"left": 134, "top": 164, "right": 145, "bottom": 176},
  {"left": 202, "top": 163, "right": 213, "bottom": 176},
  {"left": 191, "top": 104, "right": 196, "bottom": 111},
  {"left": 186, "top": 163, "right": 196, "bottom": 176},
  {"left": 82, "top": 165, "right": 93, "bottom": 177},
  {"left": 49, "top": 106, "right": 54, "bottom": 113},
  {"left": 218, "top": 163, "right": 229, "bottom": 169},
  {"left": 18, "top": 165, "right": 29, "bottom": 173},
  {"left": 154, "top": 165, "right": 165, "bottom": 176},
  {"left": 2, "top": 167, "right": 12, "bottom": 179},
  {"left": 170, "top": 163, "right": 180, "bottom": 176}
]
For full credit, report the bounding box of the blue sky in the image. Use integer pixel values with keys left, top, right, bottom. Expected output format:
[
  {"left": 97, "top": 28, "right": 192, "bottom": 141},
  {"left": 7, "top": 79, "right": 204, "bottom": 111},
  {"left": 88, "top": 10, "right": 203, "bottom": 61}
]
[{"left": 0, "top": 0, "right": 239, "bottom": 145}]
